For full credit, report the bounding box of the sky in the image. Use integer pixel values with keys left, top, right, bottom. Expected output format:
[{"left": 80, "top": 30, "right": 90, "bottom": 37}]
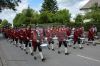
[{"left": 0, "top": 0, "right": 89, "bottom": 23}]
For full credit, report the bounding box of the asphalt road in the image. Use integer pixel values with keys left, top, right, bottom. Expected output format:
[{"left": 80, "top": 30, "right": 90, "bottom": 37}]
[{"left": 0, "top": 33, "right": 100, "bottom": 66}]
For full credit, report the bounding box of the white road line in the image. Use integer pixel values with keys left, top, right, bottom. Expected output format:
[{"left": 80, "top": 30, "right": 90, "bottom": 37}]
[{"left": 77, "top": 54, "right": 100, "bottom": 63}]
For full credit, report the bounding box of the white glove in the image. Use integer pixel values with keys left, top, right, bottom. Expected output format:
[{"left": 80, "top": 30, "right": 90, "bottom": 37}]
[{"left": 37, "top": 40, "right": 39, "bottom": 42}]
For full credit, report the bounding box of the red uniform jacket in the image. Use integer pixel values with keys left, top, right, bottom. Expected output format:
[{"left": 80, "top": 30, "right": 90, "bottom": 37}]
[
  {"left": 88, "top": 28, "right": 95, "bottom": 40},
  {"left": 57, "top": 28, "right": 67, "bottom": 41},
  {"left": 74, "top": 29, "right": 79, "bottom": 44}
]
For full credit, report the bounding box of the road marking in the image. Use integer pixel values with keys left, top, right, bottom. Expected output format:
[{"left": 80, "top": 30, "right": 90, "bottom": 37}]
[{"left": 77, "top": 54, "right": 100, "bottom": 63}]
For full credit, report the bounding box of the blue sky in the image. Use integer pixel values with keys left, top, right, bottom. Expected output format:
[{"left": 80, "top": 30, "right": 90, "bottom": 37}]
[{"left": 0, "top": 0, "right": 89, "bottom": 23}]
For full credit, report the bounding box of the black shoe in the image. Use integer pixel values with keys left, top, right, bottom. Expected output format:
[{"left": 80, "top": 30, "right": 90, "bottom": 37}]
[
  {"left": 87, "top": 44, "right": 89, "bottom": 46},
  {"left": 65, "top": 53, "right": 69, "bottom": 55},
  {"left": 52, "top": 49, "right": 55, "bottom": 51},
  {"left": 48, "top": 47, "right": 50, "bottom": 50},
  {"left": 69, "top": 45, "right": 72, "bottom": 47},
  {"left": 34, "top": 57, "right": 37, "bottom": 60},
  {"left": 26, "top": 52, "right": 28, "bottom": 54},
  {"left": 73, "top": 47, "right": 76, "bottom": 49},
  {"left": 58, "top": 51, "right": 61, "bottom": 54},
  {"left": 24, "top": 49, "right": 26, "bottom": 51},
  {"left": 21, "top": 48, "right": 23, "bottom": 50},
  {"left": 20, "top": 46, "right": 21, "bottom": 48},
  {"left": 80, "top": 47, "right": 83, "bottom": 49},
  {"left": 16, "top": 45, "right": 18, "bottom": 47},
  {"left": 42, "top": 58, "right": 46, "bottom": 62},
  {"left": 31, "top": 53, "right": 34, "bottom": 56},
  {"left": 93, "top": 44, "right": 96, "bottom": 46}
]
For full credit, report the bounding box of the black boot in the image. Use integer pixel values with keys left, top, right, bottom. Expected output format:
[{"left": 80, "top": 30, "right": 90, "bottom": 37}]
[
  {"left": 26, "top": 52, "right": 28, "bottom": 54},
  {"left": 87, "top": 44, "right": 89, "bottom": 46},
  {"left": 42, "top": 58, "right": 46, "bottom": 62},
  {"left": 73, "top": 47, "right": 76, "bottom": 49},
  {"left": 79, "top": 47, "right": 83, "bottom": 49},
  {"left": 65, "top": 53, "right": 69, "bottom": 55},
  {"left": 93, "top": 44, "right": 96, "bottom": 46},
  {"left": 58, "top": 51, "right": 61, "bottom": 54},
  {"left": 52, "top": 49, "right": 55, "bottom": 51},
  {"left": 31, "top": 53, "right": 34, "bottom": 56},
  {"left": 34, "top": 56, "right": 37, "bottom": 60}
]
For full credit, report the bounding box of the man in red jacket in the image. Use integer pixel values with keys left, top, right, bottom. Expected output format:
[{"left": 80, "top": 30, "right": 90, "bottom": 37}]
[
  {"left": 57, "top": 26, "right": 69, "bottom": 55},
  {"left": 24, "top": 26, "right": 32, "bottom": 54},
  {"left": 73, "top": 27, "right": 83, "bottom": 49},
  {"left": 32, "top": 26, "right": 46, "bottom": 62},
  {"left": 88, "top": 26, "right": 96, "bottom": 46}
]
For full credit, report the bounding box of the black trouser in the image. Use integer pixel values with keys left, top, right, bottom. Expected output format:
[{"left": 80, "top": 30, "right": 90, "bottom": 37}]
[
  {"left": 15, "top": 39, "right": 18, "bottom": 44},
  {"left": 19, "top": 39, "right": 23, "bottom": 44},
  {"left": 78, "top": 38, "right": 81, "bottom": 44},
  {"left": 49, "top": 40, "right": 54, "bottom": 44},
  {"left": 58, "top": 41, "right": 67, "bottom": 47},
  {"left": 24, "top": 40, "right": 31, "bottom": 47},
  {"left": 34, "top": 42, "right": 42, "bottom": 52},
  {"left": 88, "top": 38, "right": 94, "bottom": 41}
]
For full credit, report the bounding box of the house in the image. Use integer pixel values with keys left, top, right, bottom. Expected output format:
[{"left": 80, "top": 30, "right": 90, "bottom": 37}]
[{"left": 80, "top": 0, "right": 100, "bottom": 10}]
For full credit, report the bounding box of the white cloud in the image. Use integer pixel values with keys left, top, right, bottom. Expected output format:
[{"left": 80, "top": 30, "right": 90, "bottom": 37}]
[
  {"left": 0, "top": 0, "right": 28, "bottom": 23},
  {"left": 57, "top": 0, "right": 89, "bottom": 18}
]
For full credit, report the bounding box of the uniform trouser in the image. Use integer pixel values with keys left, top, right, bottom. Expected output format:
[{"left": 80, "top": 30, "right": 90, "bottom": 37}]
[
  {"left": 25, "top": 40, "right": 31, "bottom": 47},
  {"left": 48, "top": 40, "right": 54, "bottom": 50},
  {"left": 88, "top": 38, "right": 95, "bottom": 45},
  {"left": 74, "top": 38, "right": 83, "bottom": 48},
  {"left": 58, "top": 41, "right": 67, "bottom": 47},
  {"left": 15, "top": 39, "right": 18, "bottom": 44},
  {"left": 74, "top": 38, "right": 81, "bottom": 45},
  {"left": 58, "top": 41, "right": 68, "bottom": 53},
  {"left": 34, "top": 42, "right": 42, "bottom": 52},
  {"left": 23, "top": 40, "right": 31, "bottom": 52},
  {"left": 88, "top": 38, "right": 94, "bottom": 41}
]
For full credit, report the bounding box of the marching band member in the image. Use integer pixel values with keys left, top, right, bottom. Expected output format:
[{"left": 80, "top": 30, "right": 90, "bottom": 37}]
[
  {"left": 51, "top": 26, "right": 57, "bottom": 51},
  {"left": 25, "top": 26, "right": 31, "bottom": 54},
  {"left": 73, "top": 27, "right": 83, "bottom": 49},
  {"left": 88, "top": 26, "right": 96, "bottom": 46},
  {"left": 57, "top": 26, "right": 69, "bottom": 55},
  {"left": 32, "top": 26, "right": 46, "bottom": 62}
]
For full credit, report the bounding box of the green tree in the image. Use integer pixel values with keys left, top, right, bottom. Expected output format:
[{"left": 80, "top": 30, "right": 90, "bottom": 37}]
[
  {"left": 75, "top": 14, "right": 83, "bottom": 24},
  {"left": 1, "top": 19, "right": 8, "bottom": 28},
  {"left": 39, "top": 11, "right": 54, "bottom": 24},
  {"left": 55, "top": 9, "right": 71, "bottom": 24},
  {"left": 0, "top": 0, "right": 21, "bottom": 12},
  {"left": 13, "top": 7, "right": 40, "bottom": 27},
  {"left": 13, "top": 13, "right": 22, "bottom": 27},
  {"left": 41, "top": 0, "right": 58, "bottom": 13}
]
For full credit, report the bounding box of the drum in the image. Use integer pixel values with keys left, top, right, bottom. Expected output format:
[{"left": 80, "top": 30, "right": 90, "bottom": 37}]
[
  {"left": 95, "top": 36, "right": 99, "bottom": 39},
  {"left": 68, "top": 35, "right": 73, "bottom": 39},
  {"left": 66, "top": 39, "right": 73, "bottom": 45},
  {"left": 52, "top": 36, "right": 58, "bottom": 44},
  {"left": 40, "top": 43, "right": 48, "bottom": 49},
  {"left": 52, "top": 36, "right": 58, "bottom": 40},
  {"left": 80, "top": 38, "right": 85, "bottom": 44}
]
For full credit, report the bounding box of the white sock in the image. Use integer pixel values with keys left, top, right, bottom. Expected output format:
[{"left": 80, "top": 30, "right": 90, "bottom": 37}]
[
  {"left": 79, "top": 44, "right": 82, "bottom": 48},
  {"left": 39, "top": 52, "right": 44, "bottom": 59},
  {"left": 23, "top": 44, "right": 26, "bottom": 50},
  {"left": 26, "top": 46, "right": 29, "bottom": 52},
  {"left": 65, "top": 48, "right": 68, "bottom": 53},
  {"left": 93, "top": 41, "right": 95, "bottom": 44},
  {"left": 68, "top": 42, "right": 71, "bottom": 45},
  {"left": 29, "top": 47, "right": 32, "bottom": 53},
  {"left": 14, "top": 41, "right": 16, "bottom": 44},
  {"left": 51, "top": 44, "right": 54, "bottom": 49}
]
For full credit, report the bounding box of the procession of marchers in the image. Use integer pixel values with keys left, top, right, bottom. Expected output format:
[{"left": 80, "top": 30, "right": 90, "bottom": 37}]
[{"left": 1, "top": 25, "right": 98, "bottom": 62}]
